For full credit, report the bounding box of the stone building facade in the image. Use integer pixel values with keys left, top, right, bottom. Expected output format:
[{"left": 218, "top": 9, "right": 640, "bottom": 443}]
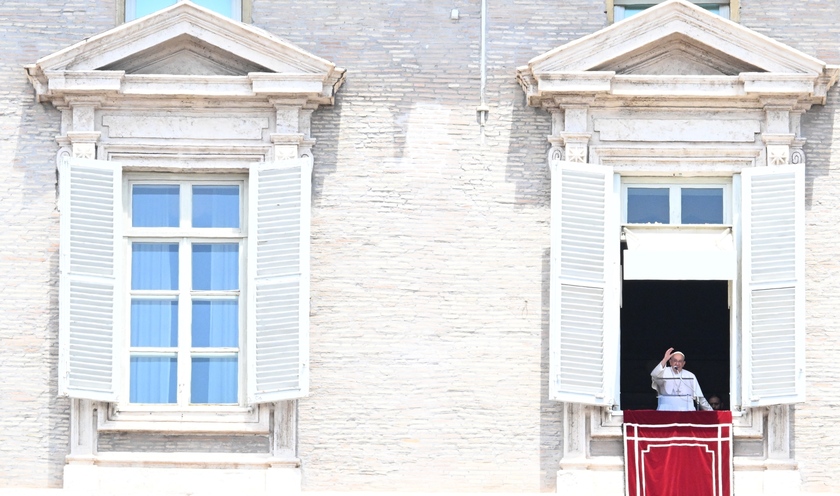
[{"left": 1, "top": 0, "right": 839, "bottom": 494}]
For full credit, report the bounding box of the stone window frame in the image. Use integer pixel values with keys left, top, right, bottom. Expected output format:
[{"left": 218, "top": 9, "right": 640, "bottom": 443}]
[
  {"left": 118, "top": 0, "right": 253, "bottom": 24},
  {"left": 607, "top": 0, "right": 739, "bottom": 24}
]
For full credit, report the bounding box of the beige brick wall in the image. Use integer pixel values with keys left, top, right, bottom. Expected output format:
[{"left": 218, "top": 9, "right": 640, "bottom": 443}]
[
  {"left": 1, "top": 0, "right": 839, "bottom": 492},
  {"left": 0, "top": 0, "right": 114, "bottom": 487}
]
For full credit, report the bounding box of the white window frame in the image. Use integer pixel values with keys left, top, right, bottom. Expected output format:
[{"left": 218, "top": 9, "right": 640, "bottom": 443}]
[
  {"left": 548, "top": 161, "right": 804, "bottom": 413},
  {"left": 59, "top": 157, "right": 312, "bottom": 433},
  {"left": 621, "top": 177, "right": 732, "bottom": 226},
  {"left": 119, "top": 174, "right": 248, "bottom": 416},
  {"left": 122, "top": 0, "right": 248, "bottom": 22},
  {"left": 609, "top": 0, "right": 737, "bottom": 23}
]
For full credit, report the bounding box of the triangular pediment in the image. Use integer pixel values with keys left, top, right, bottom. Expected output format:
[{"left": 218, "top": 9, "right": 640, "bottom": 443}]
[
  {"left": 592, "top": 33, "right": 764, "bottom": 76},
  {"left": 26, "top": 1, "right": 345, "bottom": 104},
  {"left": 99, "top": 34, "right": 272, "bottom": 76},
  {"left": 517, "top": 0, "right": 838, "bottom": 106}
]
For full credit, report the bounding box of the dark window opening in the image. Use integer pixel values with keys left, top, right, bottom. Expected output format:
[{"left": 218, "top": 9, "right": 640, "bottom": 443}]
[{"left": 619, "top": 279, "right": 730, "bottom": 411}]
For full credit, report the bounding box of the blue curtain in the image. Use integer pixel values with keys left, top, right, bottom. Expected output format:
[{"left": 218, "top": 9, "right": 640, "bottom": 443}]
[
  {"left": 192, "top": 300, "right": 238, "bottom": 347},
  {"left": 132, "top": 243, "right": 179, "bottom": 290},
  {"left": 131, "top": 300, "right": 178, "bottom": 347},
  {"left": 130, "top": 356, "right": 177, "bottom": 403},
  {"left": 191, "top": 357, "right": 238, "bottom": 404},
  {"left": 132, "top": 185, "right": 179, "bottom": 228},
  {"left": 192, "top": 244, "right": 238, "bottom": 290},
  {"left": 193, "top": 185, "right": 239, "bottom": 228}
]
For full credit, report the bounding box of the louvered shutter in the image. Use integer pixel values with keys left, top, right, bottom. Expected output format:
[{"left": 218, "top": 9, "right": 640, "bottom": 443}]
[
  {"left": 58, "top": 158, "right": 121, "bottom": 401},
  {"left": 548, "top": 161, "right": 619, "bottom": 405},
  {"left": 741, "top": 165, "right": 804, "bottom": 406},
  {"left": 247, "top": 157, "right": 312, "bottom": 403}
]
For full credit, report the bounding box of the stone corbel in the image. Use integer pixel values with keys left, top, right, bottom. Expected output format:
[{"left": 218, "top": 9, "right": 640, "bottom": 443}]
[
  {"left": 560, "top": 104, "right": 590, "bottom": 164},
  {"left": 66, "top": 100, "right": 102, "bottom": 159},
  {"left": 66, "top": 131, "right": 101, "bottom": 159},
  {"left": 562, "top": 133, "right": 592, "bottom": 164},
  {"left": 762, "top": 134, "right": 795, "bottom": 166},
  {"left": 271, "top": 133, "right": 305, "bottom": 160}
]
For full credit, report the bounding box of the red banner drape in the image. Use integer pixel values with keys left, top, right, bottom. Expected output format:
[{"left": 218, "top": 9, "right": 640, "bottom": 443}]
[{"left": 624, "top": 410, "right": 732, "bottom": 496}]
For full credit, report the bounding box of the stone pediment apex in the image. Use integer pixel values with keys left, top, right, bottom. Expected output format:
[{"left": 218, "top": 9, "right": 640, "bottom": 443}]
[
  {"left": 25, "top": 1, "right": 344, "bottom": 106},
  {"left": 517, "top": 0, "right": 839, "bottom": 107}
]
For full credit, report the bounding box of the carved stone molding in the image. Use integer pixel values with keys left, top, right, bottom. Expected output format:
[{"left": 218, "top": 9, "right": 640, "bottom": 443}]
[
  {"left": 565, "top": 143, "right": 588, "bottom": 164},
  {"left": 548, "top": 146, "right": 565, "bottom": 167},
  {"left": 790, "top": 147, "right": 806, "bottom": 165},
  {"left": 767, "top": 145, "right": 790, "bottom": 166}
]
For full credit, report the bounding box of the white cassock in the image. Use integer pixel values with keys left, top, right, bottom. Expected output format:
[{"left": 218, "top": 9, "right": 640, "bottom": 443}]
[{"left": 650, "top": 364, "right": 713, "bottom": 411}]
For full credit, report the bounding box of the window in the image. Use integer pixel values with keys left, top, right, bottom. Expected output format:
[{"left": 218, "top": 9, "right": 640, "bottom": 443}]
[
  {"left": 621, "top": 180, "right": 731, "bottom": 225},
  {"left": 124, "top": 0, "right": 248, "bottom": 22},
  {"left": 127, "top": 179, "right": 244, "bottom": 406},
  {"left": 548, "top": 161, "right": 804, "bottom": 411},
  {"left": 620, "top": 179, "right": 735, "bottom": 280},
  {"left": 609, "top": 0, "right": 737, "bottom": 23},
  {"left": 58, "top": 157, "right": 312, "bottom": 419}
]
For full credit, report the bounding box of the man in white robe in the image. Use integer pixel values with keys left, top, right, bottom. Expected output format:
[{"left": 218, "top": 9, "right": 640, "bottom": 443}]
[{"left": 651, "top": 348, "right": 713, "bottom": 411}]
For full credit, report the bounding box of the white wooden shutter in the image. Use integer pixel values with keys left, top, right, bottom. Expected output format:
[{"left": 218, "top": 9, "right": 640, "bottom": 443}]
[
  {"left": 58, "top": 158, "right": 121, "bottom": 401},
  {"left": 741, "top": 165, "right": 804, "bottom": 406},
  {"left": 548, "top": 161, "right": 619, "bottom": 406},
  {"left": 247, "top": 157, "right": 312, "bottom": 403}
]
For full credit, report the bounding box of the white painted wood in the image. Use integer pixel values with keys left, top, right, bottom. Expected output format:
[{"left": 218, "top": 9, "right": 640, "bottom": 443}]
[
  {"left": 247, "top": 157, "right": 312, "bottom": 403},
  {"left": 741, "top": 165, "right": 804, "bottom": 406},
  {"left": 548, "top": 161, "right": 619, "bottom": 406},
  {"left": 59, "top": 158, "right": 122, "bottom": 401},
  {"left": 623, "top": 227, "right": 737, "bottom": 280}
]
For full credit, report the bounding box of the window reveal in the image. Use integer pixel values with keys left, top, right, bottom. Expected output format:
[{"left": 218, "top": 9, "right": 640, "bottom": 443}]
[
  {"left": 128, "top": 182, "right": 244, "bottom": 406},
  {"left": 124, "top": 0, "right": 243, "bottom": 21}
]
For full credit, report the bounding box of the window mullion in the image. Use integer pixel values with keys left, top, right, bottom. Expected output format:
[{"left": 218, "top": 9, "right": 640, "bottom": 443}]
[
  {"left": 178, "top": 236, "right": 191, "bottom": 407},
  {"left": 177, "top": 183, "right": 191, "bottom": 407},
  {"left": 670, "top": 186, "right": 680, "bottom": 224}
]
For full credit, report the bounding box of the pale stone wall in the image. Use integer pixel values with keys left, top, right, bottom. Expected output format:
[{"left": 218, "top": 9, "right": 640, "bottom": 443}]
[
  {"left": 0, "top": 0, "right": 113, "bottom": 488},
  {"left": 253, "top": 1, "right": 602, "bottom": 490},
  {"left": 1, "top": 0, "right": 840, "bottom": 493},
  {"left": 738, "top": 2, "right": 840, "bottom": 492}
]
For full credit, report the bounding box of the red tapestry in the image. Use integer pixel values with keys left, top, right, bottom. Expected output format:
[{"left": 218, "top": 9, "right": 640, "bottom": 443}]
[{"left": 624, "top": 410, "right": 732, "bottom": 496}]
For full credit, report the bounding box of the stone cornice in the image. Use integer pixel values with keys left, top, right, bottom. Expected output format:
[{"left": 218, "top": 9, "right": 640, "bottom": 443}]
[
  {"left": 24, "top": 2, "right": 345, "bottom": 108},
  {"left": 517, "top": 0, "right": 838, "bottom": 110}
]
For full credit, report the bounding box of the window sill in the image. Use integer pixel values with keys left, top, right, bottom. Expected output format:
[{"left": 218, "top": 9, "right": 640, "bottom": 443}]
[
  {"left": 66, "top": 451, "right": 298, "bottom": 469},
  {"left": 592, "top": 406, "right": 762, "bottom": 439},
  {"left": 98, "top": 403, "right": 269, "bottom": 433}
]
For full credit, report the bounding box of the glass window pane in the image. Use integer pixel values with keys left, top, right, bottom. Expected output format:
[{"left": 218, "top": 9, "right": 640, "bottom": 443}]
[
  {"left": 132, "top": 185, "right": 179, "bottom": 228},
  {"left": 192, "top": 300, "right": 239, "bottom": 347},
  {"left": 191, "top": 357, "right": 238, "bottom": 404},
  {"left": 620, "top": 3, "right": 721, "bottom": 19},
  {"left": 133, "top": 0, "right": 177, "bottom": 19},
  {"left": 132, "top": 243, "right": 179, "bottom": 290},
  {"left": 681, "top": 188, "right": 724, "bottom": 224},
  {"left": 131, "top": 300, "right": 178, "bottom": 347},
  {"left": 194, "top": 0, "right": 233, "bottom": 18},
  {"left": 192, "top": 244, "right": 239, "bottom": 290},
  {"left": 698, "top": 4, "right": 721, "bottom": 14},
  {"left": 623, "top": 6, "right": 653, "bottom": 18},
  {"left": 627, "top": 188, "right": 670, "bottom": 224},
  {"left": 131, "top": 0, "right": 235, "bottom": 19},
  {"left": 130, "top": 356, "right": 177, "bottom": 403},
  {"left": 192, "top": 185, "right": 240, "bottom": 228}
]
